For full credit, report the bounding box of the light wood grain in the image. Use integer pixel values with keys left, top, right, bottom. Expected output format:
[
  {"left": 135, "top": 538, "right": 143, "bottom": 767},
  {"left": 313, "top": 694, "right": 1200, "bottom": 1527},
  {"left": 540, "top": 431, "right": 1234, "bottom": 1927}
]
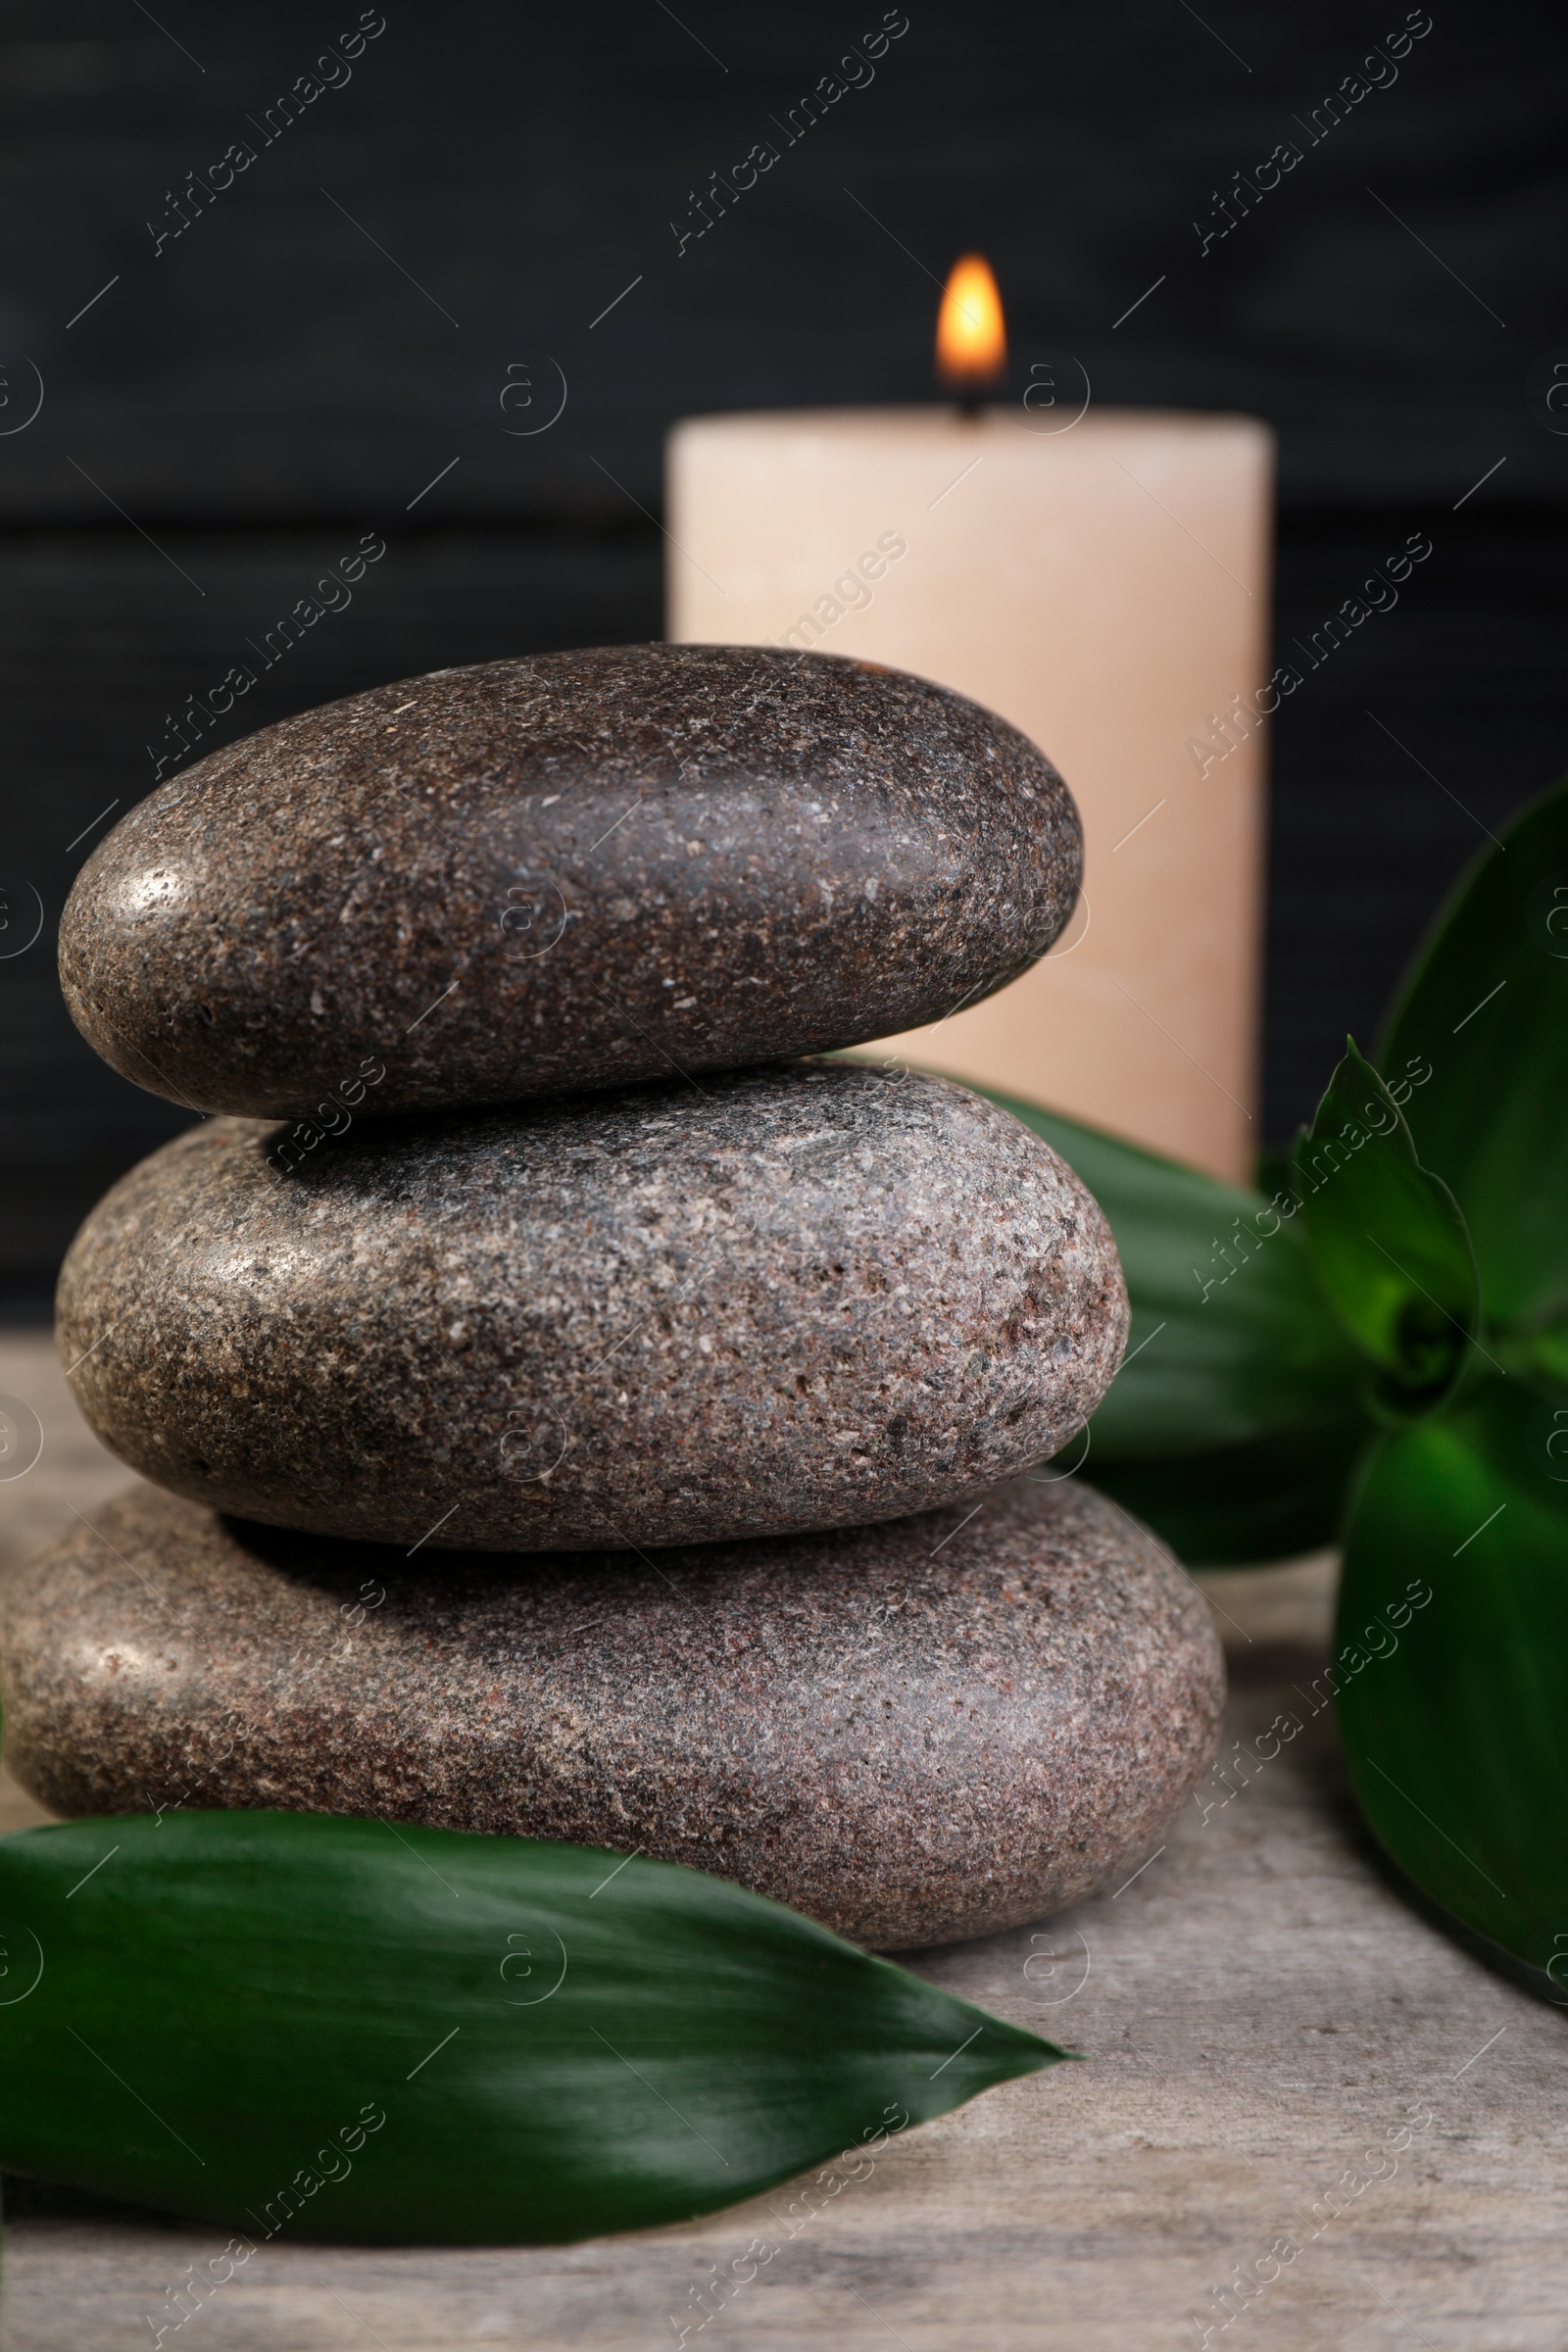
[{"left": 1, "top": 1332, "right": 1562, "bottom": 2352}]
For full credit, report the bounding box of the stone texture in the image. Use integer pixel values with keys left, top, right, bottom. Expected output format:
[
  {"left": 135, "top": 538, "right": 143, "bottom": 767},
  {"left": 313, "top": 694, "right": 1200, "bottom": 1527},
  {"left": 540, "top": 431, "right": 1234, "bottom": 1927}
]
[
  {"left": 56, "top": 1062, "right": 1128, "bottom": 1552},
  {"left": 58, "top": 645, "right": 1082, "bottom": 1119},
  {"left": 0, "top": 1476, "right": 1223, "bottom": 1950}
]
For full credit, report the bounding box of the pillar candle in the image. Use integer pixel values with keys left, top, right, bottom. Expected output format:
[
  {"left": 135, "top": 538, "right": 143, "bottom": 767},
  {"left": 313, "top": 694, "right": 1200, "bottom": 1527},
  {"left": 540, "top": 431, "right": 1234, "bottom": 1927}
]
[{"left": 665, "top": 405, "right": 1274, "bottom": 1182}]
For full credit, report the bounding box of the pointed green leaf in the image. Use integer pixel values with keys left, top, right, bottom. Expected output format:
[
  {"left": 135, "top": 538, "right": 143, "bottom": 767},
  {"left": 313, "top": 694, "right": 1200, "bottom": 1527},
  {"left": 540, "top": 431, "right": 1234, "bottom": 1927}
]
[
  {"left": 1336, "top": 1381, "right": 1568, "bottom": 1977},
  {"left": 0, "top": 1814, "right": 1060, "bottom": 2244},
  {"left": 969, "top": 1088, "right": 1364, "bottom": 1458},
  {"left": 1295, "top": 1041, "right": 1479, "bottom": 1412},
  {"left": 1378, "top": 771, "right": 1568, "bottom": 1327}
]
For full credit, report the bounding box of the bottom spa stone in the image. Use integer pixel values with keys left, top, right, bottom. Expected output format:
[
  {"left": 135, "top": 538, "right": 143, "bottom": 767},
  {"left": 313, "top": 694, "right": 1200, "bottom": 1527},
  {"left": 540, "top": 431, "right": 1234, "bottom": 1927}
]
[{"left": 0, "top": 1478, "right": 1224, "bottom": 1950}]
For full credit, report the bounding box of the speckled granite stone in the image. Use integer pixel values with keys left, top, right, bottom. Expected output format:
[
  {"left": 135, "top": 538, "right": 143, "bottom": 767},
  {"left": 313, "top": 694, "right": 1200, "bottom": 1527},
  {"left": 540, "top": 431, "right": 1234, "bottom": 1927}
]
[
  {"left": 58, "top": 645, "right": 1081, "bottom": 1119},
  {"left": 56, "top": 1063, "right": 1128, "bottom": 1552},
  {"left": 0, "top": 1476, "right": 1222, "bottom": 1948}
]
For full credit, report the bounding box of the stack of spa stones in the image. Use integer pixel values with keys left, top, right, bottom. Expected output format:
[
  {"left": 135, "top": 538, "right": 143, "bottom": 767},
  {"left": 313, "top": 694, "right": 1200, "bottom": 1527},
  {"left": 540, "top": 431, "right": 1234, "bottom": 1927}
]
[{"left": 5, "top": 646, "right": 1222, "bottom": 1951}]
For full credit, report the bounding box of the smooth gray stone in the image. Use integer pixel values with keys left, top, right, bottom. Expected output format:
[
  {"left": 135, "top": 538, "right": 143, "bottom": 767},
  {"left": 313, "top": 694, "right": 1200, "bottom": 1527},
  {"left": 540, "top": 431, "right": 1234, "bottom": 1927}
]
[
  {"left": 0, "top": 1478, "right": 1224, "bottom": 1950},
  {"left": 58, "top": 645, "right": 1082, "bottom": 1118},
  {"left": 55, "top": 1063, "right": 1128, "bottom": 1552}
]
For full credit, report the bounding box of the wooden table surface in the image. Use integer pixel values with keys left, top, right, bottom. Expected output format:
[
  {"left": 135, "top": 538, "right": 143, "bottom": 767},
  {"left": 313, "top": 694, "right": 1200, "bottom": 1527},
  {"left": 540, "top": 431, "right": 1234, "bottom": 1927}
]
[{"left": 0, "top": 1331, "right": 1562, "bottom": 2352}]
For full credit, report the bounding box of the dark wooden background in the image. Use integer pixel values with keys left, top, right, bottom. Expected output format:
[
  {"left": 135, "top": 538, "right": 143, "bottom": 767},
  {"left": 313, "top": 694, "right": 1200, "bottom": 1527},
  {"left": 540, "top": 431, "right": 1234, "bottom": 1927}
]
[{"left": 2, "top": 0, "right": 1565, "bottom": 1307}]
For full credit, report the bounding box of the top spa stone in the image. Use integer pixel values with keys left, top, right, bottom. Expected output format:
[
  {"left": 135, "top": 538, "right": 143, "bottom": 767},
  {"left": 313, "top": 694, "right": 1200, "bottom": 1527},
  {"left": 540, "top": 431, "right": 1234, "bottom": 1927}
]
[{"left": 58, "top": 645, "right": 1082, "bottom": 1118}]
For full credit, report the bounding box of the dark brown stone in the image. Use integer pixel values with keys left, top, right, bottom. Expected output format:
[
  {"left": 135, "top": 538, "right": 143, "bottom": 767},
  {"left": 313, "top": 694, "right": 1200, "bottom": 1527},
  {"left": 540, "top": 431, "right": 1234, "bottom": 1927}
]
[
  {"left": 58, "top": 646, "right": 1081, "bottom": 1119},
  {"left": 56, "top": 1063, "right": 1128, "bottom": 1552},
  {"left": 0, "top": 1477, "right": 1224, "bottom": 1949}
]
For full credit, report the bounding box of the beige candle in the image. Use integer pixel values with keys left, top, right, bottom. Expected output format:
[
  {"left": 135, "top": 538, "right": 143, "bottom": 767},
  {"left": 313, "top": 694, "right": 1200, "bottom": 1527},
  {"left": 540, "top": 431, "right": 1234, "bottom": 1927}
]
[{"left": 665, "top": 391, "right": 1274, "bottom": 1183}]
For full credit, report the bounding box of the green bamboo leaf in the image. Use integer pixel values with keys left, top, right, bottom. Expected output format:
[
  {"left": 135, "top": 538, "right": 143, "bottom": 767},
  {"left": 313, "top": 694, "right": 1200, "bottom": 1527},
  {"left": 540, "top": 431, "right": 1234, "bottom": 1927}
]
[
  {"left": 1294, "top": 1041, "right": 1479, "bottom": 1413},
  {"left": 1377, "top": 770, "right": 1568, "bottom": 1328},
  {"left": 1089, "top": 1406, "right": 1370, "bottom": 1567},
  {"left": 1336, "top": 1380, "right": 1568, "bottom": 1979},
  {"left": 1496, "top": 1307, "right": 1568, "bottom": 1390},
  {"left": 0, "top": 1813, "right": 1061, "bottom": 2244},
  {"left": 968, "top": 1088, "right": 1364, "bottom": 1457}
]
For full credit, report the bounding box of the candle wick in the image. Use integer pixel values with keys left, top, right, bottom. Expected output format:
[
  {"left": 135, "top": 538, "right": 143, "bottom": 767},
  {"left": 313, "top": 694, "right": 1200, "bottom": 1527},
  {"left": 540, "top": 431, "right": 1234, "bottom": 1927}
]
[{"left": 956, "top": 396, "right": 984, "bottom": 423}]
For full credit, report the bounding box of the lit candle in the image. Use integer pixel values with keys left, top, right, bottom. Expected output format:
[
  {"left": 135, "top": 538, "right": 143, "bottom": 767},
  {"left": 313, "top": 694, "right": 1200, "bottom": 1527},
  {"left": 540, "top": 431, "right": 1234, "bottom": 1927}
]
[{"left": 665, "top": 259, "right": 1273, "bottom": 1182}]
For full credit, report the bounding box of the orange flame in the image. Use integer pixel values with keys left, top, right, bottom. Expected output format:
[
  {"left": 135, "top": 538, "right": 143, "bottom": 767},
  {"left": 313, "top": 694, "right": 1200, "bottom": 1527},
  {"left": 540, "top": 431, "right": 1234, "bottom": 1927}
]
[{"left": 936, "top": 254, "right": 1006, "bottom": 391}]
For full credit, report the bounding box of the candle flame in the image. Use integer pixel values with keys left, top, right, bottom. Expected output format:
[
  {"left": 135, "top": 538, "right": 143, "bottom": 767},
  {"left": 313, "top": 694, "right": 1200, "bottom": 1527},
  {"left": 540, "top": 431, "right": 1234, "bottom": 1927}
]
[{"left": 936, "top": 254, "right": 1005, "bottom": 391}]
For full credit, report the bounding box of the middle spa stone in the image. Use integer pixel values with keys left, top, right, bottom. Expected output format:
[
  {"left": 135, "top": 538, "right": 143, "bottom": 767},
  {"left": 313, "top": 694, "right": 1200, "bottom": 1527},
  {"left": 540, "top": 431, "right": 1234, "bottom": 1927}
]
[{"left": 58, "top": 1063, "right": 1128, "bottom": 1552}]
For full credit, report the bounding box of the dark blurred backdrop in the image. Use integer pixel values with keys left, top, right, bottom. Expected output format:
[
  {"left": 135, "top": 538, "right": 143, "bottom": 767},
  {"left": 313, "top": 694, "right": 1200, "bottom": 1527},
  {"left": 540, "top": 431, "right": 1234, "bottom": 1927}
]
[{"left": 2, "top": 0, "right": 1564, "bottom": 1309}]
